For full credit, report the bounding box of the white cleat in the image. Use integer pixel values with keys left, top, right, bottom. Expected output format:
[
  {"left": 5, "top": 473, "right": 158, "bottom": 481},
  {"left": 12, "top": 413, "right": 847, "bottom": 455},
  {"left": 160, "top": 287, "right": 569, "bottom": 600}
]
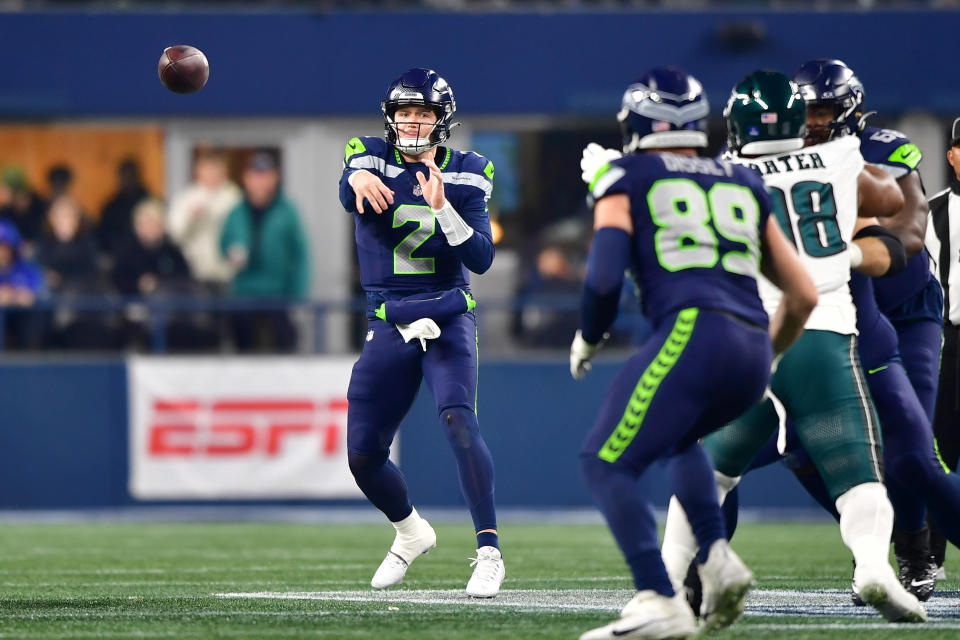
[
  {"left": 580, "top": 590, "right": 697, "bottom": 640},
  {"left": 854, "top": 564, "right": 927, "bottom": 623},
  {"left": 370, "top": 515, "right": 437, "bottom": 590},
  {"left": 698, "top": 539, "right": 753, "bottom": 631},
  {"left": 466, "top": 546, "right": 505, "bottom": 598}
]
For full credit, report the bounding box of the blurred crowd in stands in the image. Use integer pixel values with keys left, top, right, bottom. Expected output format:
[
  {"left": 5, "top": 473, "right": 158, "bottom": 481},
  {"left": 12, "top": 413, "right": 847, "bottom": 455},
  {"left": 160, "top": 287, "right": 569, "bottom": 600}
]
[{"left": 0, "top": 149, "right": 309, "bottom": 352}]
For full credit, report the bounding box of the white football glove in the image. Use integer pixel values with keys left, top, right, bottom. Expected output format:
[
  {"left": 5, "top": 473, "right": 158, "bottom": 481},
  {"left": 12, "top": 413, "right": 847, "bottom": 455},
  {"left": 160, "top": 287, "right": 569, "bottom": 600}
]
[
  {"left": 570, "top": 330, "right": 608, "bottom": 381},
  {"left": 580, "top": 142, "right": 622, "bottom": 186}
]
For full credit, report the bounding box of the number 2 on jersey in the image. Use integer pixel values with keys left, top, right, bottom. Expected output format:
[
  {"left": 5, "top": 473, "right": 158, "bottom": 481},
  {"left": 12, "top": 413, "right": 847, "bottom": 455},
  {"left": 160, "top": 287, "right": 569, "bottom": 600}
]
[
  {"left": 647, "top": 178, "right": 761, "bottom": 276},
  {"left": 393, "top": 204, "right": 436, "bottom": 275},
  {"left": 768, "top": 181, "right": 845, "bottom": 257}
]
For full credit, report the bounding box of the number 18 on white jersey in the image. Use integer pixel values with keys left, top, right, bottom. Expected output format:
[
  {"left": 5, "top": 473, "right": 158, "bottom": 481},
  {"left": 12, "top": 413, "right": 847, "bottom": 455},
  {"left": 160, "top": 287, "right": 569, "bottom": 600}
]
[{"left": 733, "top": 135, "right": 864, "bottom": 335}]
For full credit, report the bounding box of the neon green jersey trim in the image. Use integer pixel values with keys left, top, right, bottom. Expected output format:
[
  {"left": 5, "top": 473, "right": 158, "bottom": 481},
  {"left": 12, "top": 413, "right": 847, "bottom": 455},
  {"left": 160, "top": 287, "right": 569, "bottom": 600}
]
[
  {"left": 375, "top": 303, "right": 387, "bottom": 322},
  {"left": 597, "top": 308, "right": 699, "bottom": 463},
  {"left": 462, "top": 291, "right": 477, "bottom": 312},
  {"left": 888, "top": 143, "right": 922, "bottom": 170},
  {"left": 394, "top": 148, "right": 403, "bottom": 165},
  {"left": 867, "top": 365, "right": 888, "bottom": 375},
  {"left": 589, "top": 163, "right": 611, "bottom": 193},
  {"left": 935, "top": 438, "right": 952, "bottom": 474},
  {"left": 439, "top": 147, "right": 451, "bottom": 170},
  {"left": 483, "top": 160, "right": 494, "bottom": 181},
  {"left": 345, "top": 137, "right": 366, "bottom": 163}
]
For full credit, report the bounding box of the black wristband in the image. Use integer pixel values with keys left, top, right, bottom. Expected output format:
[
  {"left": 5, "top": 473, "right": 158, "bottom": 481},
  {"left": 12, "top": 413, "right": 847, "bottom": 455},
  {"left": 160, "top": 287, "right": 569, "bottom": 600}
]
[{"left": 854, "top": 225, "right": 907, "bottom": 276}]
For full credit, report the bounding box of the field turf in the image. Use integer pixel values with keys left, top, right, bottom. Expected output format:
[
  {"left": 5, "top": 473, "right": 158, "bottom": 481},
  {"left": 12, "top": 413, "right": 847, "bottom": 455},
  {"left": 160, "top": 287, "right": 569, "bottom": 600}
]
[{"left": 0, "top": 517, "right": 957, "bottom": 639}]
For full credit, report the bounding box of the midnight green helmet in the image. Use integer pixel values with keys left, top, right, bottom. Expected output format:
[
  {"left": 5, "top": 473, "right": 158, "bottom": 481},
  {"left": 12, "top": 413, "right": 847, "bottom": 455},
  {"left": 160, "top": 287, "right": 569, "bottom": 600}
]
[{"left": 724, "top": 70, "right": 806, "bottom": 156}]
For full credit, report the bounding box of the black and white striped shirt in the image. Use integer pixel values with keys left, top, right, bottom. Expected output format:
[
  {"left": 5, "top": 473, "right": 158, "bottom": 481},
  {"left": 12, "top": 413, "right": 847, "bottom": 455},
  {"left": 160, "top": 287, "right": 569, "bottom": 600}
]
[{"left": 928, "top": 184, "right": 960, "bottom": 325}]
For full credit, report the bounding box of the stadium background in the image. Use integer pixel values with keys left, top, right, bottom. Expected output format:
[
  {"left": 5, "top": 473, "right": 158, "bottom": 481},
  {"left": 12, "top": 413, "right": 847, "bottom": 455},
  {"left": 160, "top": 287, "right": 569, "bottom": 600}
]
[{"left": 0, "top": 2, "right": 955, "bottom": 515}]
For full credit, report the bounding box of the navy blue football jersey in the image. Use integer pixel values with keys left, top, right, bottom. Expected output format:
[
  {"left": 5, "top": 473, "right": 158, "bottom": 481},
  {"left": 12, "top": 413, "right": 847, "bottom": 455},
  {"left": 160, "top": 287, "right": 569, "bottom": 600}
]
[
  {"left": 339, "top": 136, "right": 494, "bottom": 294},
  {"left": 589, "top": 153, "right": 771, "bottom": 327},
  {"left": 860, "top": 126, "right": 940, "bottom": 320}
]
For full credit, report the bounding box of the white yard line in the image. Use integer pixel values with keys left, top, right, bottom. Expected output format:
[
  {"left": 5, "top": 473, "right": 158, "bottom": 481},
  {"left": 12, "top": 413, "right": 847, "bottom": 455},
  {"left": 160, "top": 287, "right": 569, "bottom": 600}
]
[{"left": 215, "top": 587, "right": 960, "bottom": 621}]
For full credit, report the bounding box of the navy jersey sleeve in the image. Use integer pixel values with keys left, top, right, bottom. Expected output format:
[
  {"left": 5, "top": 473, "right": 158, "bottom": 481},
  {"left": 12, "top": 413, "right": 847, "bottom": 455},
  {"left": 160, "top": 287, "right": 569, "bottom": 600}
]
[
  {"left": 587, "top": 156, "right": 632, "bottom": 202},
  {"left": 859, "top": 127, "right": 922, "bottom": 179},
  {"left": 338, "top": 136, "right": 388, "bottom": 212},
  {"left": 444, "top": 152, "right": 495, "bottom": 274}
]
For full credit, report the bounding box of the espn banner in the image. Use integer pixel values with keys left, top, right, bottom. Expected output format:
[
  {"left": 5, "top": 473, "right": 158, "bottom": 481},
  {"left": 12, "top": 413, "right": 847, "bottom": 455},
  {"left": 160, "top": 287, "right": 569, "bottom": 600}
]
[{"left": 129, "top": 357, "right": 367, "bottom": 499}]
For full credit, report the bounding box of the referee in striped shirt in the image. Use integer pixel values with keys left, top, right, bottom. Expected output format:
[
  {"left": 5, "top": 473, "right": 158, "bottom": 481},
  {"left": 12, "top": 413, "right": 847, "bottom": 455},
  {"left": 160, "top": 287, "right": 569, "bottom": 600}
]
[{"left": 930, "top": 119, "right": 960, "bottom": 465}]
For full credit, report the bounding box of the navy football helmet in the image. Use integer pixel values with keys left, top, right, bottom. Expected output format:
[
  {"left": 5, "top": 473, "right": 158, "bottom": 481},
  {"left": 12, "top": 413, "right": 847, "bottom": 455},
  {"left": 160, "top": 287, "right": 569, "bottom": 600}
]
[
  {"left": 617, "top": 67, "right": 709, "bottom": 153},
  {"left": 381, "top": 68, "right": 458, "bottom": 156},
  {"left": 791, "top": 59, "right": 865, "bottom": 144}
]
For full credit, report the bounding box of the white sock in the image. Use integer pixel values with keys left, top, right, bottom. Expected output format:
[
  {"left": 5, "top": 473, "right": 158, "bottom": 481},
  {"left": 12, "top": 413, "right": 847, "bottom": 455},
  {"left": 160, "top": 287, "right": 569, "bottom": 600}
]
[
  {"left": 661, "top": 472, "right": 740, "bottom": 590},
  {"left": 661, "top": 496, "right": 698, "bottom": 591},
  {"left": 835, "top": 482, "right": 893, "bottom": 570},
  {"left": 393, "top": 507, "right": 423, "bottom": 537}
]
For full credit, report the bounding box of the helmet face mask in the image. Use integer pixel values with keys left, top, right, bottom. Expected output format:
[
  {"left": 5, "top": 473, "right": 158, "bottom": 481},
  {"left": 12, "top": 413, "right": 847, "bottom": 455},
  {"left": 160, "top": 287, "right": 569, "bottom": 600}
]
[
  {"left": 385, "top": 105, "right": 442, "bottom": 156},
  {"left": 617, "top": 67, "right": 710, "bottom": 153},
  {"left": 724, "top": 70, "right": 807, "bottom": 156},
  {"left": 381, "top": 68, "right": 458, "bottom": 156},
  {"left": 803, "top": 101, "right": 843, "bottom": 146},
  {"left": 792, "top": 59, "right": 865, "bottom": 145}
]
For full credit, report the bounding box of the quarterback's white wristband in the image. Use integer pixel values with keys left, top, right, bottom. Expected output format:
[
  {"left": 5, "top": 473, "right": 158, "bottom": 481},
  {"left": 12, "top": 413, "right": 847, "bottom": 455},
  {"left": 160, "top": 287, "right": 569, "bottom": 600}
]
[
  {"left": 432, "top": 200, "right": 475, "bottom": 246},
  {"left": 848, "top": 242, "right": 863, "bottom": 268}
]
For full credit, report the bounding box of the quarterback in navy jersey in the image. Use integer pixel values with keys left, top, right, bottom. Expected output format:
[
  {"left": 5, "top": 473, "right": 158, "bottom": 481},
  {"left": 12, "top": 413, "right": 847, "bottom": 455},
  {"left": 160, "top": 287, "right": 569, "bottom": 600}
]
[
  {"left": 338, "top": 68, "right": 504, "bottom": 598},
  {"left": 573, "top": 67, "right": 816, "bottom": 640}
]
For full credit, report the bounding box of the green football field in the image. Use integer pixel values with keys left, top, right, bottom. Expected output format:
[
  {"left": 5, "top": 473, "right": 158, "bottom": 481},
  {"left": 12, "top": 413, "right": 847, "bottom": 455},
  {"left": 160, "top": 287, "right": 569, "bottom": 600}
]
[{"left": 0, "top": 517, "right": 957, "bottom": 639}]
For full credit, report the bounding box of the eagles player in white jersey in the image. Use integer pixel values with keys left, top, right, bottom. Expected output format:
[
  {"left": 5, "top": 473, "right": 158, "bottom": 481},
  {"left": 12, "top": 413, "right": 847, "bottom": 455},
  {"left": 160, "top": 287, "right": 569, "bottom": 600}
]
[{"left": 654, "top": 71, "right": 927, "bottom": 623}]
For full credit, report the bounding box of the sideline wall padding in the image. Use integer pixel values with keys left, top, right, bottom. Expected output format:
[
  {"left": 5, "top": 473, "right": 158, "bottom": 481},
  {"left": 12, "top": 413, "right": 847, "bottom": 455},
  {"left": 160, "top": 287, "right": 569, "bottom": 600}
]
[{"left": 0, "top": 358, "right": 819, "bottom": 512}]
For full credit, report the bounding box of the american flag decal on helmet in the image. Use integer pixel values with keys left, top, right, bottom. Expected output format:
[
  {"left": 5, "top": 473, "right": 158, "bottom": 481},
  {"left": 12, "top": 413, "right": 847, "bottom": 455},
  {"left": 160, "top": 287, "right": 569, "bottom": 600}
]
[{"left": 760, "top": 113, "right": 778, "bottom": 124}]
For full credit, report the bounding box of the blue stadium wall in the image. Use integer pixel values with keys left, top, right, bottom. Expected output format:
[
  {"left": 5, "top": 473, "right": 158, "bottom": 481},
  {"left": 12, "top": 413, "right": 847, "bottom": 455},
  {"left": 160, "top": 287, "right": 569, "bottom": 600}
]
[
  {"left": 0, "top": 359, "right": 819, "bottom": 511},
  {"left": 0, "top": 10, "right": 955, "bottom": 117}
]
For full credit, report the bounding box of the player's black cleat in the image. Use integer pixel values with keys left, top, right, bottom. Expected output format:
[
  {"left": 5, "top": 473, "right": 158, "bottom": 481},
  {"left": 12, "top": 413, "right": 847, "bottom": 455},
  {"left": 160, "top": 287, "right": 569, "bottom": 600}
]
[
  {"left": 893, "top": 526, "right": 937, "bottom": 601},
  {"left": 682, "top": 560, "right": 703, "bottom": 617},
  {"left": 896, "top": 555, "right": 938, "bottom": 601}
]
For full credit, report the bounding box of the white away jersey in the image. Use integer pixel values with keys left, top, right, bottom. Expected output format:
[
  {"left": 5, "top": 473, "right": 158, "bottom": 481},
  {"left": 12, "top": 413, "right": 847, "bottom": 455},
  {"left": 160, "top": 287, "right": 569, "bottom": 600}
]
[{"left": 733, "top": 135, "right": 864, "bottom": 334}]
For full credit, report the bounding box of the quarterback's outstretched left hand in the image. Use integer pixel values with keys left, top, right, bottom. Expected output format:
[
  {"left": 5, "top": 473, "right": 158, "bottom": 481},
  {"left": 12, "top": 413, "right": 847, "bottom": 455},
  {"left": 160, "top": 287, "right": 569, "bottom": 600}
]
[{"left": 416, "top": 158, "right": 446, "bottom": 210}]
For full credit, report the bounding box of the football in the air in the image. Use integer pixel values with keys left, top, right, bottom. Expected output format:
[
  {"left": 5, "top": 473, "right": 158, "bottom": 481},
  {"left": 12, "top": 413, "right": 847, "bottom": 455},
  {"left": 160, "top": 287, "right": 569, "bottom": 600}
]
[{"left": 158, "top": 45, "right": 209, "bottom": 94}]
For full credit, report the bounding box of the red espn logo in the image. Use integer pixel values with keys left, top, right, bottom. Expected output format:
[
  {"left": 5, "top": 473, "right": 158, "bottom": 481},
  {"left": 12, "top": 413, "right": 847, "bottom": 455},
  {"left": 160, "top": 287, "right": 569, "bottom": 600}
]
[{"left": 148, "top": 398, "right": 348, "bottom": 457}]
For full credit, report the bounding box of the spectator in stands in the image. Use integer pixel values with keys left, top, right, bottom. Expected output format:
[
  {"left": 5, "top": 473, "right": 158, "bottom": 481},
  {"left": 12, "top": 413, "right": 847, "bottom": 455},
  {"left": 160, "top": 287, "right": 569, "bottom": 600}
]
[
  {"left": 114, "top": 198, "right": 218, "bottom": 351},
  {"left": 0, "top": 220, "right": 46, "bottom": 349},
  {"left": 168, "top": 149, "right": 242, "bottom": 289},
  {"left": 35, "top": 196, "right": 102, "bottom": 294},
  {"left": 35, "top": 196, "right": 120, "bottom": 350},
  {"left": 112, "top": 198, "right": 191, "bottom": 296},
  {"left": 47, "top": 164, "right": 75, "bottom": 201},
  {"left": 220, "top": 150, "right": 309, "bottom": 352},
  {"left": 0, "top": 166, "right": 47, "bottom": 247},
  {"left": 98, "top": 157, "right": 151, "bottom": 256},
  {"left": 516, "top": 244, "right": 583, "bottom": 347}
]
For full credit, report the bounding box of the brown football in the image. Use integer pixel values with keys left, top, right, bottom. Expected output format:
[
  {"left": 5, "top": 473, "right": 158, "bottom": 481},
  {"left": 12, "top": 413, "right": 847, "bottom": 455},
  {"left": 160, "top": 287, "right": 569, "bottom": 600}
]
[{"left": 158, "top": 45, "right": 209, "bottom": 94}]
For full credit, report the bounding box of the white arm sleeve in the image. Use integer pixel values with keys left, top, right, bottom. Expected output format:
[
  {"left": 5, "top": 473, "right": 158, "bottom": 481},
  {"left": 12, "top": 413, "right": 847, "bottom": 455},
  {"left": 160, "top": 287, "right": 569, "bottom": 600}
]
[{"left": 431, "top": 200, "right": 475, "bottom": 246}]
